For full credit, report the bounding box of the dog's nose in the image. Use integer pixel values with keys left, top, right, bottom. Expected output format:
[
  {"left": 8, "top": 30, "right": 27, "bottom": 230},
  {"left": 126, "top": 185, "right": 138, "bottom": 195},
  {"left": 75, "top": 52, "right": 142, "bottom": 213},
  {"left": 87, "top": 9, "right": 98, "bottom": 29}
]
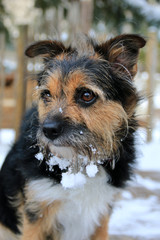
[{"left": 43, "top": 119, "right": 64, "bottom": 140}]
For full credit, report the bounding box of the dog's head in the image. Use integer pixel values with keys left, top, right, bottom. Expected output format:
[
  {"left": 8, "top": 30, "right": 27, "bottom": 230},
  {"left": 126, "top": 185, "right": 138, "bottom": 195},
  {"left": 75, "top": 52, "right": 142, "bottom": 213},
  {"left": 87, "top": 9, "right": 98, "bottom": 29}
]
[{"left": 26, "top": 34, "right": 146, "bottom": 165}]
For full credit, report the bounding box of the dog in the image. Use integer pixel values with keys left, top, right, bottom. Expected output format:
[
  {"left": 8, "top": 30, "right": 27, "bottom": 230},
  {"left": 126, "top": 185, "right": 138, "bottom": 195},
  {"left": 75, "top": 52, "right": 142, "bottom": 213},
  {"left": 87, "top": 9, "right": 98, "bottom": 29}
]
[{"left": 0, "top": 34, "right": 146, "bottom": 240}]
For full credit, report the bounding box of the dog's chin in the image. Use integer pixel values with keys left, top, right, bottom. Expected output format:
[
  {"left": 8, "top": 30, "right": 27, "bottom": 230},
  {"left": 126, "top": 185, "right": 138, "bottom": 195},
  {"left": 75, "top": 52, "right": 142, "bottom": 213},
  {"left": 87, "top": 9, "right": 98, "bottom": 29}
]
[
  {"left": 48, "top": 143, "right": 76, "bottom": 160},
  {"left": 38, "top": 133, "right": 88, "bottom": 160},
  {"left": 38, "top": 133, "right": 110, "bottom": 165}
]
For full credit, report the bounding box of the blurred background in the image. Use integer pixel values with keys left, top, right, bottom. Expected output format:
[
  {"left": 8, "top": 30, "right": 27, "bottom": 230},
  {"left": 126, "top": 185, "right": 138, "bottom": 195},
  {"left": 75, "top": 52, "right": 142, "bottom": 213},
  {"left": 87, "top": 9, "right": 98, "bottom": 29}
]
[{"left": 0, "top": 0, "right": 160, "bottom": 239}]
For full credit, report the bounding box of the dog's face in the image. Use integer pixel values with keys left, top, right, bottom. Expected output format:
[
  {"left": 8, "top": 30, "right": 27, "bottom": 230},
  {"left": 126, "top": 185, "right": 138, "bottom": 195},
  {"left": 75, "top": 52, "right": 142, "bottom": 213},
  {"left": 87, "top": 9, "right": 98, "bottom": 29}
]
[{"left": 26, "top": 35, "right": 146, "bottom": 164}]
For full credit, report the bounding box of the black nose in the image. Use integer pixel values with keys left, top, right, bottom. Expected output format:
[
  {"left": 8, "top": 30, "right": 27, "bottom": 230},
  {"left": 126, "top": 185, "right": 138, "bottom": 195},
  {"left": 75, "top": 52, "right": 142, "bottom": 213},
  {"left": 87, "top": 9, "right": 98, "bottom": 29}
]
[{"left": 43, "top": 119, "right": 64, "bottom": 140}]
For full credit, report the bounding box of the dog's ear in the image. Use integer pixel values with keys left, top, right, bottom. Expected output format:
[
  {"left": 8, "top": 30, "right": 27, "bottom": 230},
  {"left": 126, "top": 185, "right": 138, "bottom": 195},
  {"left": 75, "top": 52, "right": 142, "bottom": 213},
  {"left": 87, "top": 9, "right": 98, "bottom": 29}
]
[
  {"left": 25, "top": 40, "right": 66, "bottom": 58},
  {"left": 95, "top": 34, "right": 146, "bottom": 78}
]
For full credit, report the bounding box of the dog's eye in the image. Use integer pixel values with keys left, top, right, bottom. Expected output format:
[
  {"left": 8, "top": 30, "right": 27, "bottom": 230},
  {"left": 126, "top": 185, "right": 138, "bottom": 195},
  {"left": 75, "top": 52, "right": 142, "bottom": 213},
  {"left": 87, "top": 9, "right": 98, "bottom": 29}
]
[
  {"left": 40, "top": 90, "right": 52, "bottom": 102},
  {"left": 81, "top": 90, "right": 95, "bottom": 103},
  {"left": 76, "top": 88, "right": 97, "bottom": 107}
]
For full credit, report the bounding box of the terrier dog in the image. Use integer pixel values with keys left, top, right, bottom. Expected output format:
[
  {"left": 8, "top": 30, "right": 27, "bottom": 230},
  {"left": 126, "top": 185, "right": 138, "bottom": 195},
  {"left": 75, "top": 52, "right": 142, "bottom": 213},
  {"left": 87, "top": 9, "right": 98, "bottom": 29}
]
[{"left": 0, "top": 34, "right": 146, "bottom": 240}]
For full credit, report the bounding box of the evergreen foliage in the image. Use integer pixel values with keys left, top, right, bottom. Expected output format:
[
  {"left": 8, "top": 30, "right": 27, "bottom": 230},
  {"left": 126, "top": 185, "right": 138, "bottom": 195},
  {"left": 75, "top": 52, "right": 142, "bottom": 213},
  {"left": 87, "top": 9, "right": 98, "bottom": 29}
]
[
  {"left": 0, "top": 0, "right": 9, "bottom": 39},
  {"left": 35, "top": 0, "right": 61, "bottom": 12},
  {"left": 94, "top": 0, "right": 160, "bottom": 33}
]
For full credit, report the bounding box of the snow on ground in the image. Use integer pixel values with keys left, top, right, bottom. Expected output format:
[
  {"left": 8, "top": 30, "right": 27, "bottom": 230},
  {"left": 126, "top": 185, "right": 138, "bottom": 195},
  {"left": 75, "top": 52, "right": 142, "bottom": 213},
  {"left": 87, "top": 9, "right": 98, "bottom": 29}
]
[
  {"left": 109, "top": 193, "right": 160, "bottom": 239},
  {"left": 0, "top": 129, "right": 15, "bottom": 168},
  {"left": 137, "top": 140, "right": 160, "bottom": 171},
  {"left": 136, "top": 127, "right": 160, "bottom": 171},
  {"left": 0, "top": 128, "right": 160, "bottom": 239},
  {"left": 109, "top": 128, "right": 160, "bottom": 239}
]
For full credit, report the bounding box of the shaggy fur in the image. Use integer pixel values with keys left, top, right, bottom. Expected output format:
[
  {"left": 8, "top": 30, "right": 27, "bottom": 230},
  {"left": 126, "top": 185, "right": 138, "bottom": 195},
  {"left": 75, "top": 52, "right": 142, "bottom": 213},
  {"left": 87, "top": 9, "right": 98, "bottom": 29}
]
[{"left": 0, "top": 34, "right": 146, "bottom": 240}]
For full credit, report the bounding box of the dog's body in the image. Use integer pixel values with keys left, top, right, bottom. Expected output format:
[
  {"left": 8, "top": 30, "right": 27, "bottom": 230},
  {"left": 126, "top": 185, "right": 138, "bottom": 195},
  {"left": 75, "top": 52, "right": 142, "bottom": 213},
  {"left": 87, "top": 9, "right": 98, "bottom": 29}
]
[{"left": 0, "top": 34, "right": 146, "bottom": 240}]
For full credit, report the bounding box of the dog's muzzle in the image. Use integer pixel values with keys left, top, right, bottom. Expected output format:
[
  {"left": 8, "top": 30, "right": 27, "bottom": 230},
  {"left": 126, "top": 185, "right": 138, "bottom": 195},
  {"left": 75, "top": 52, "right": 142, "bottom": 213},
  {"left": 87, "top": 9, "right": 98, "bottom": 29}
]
[{"left": 43, "top": 118, "right": 64, "bottom": 140}]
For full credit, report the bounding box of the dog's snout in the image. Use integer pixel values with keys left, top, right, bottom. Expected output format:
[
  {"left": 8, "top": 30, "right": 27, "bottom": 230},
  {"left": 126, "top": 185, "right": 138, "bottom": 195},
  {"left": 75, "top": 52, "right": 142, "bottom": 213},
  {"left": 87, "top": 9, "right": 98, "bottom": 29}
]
[{"left": 43, "top": 119, "right": 64, "bottom": 140}]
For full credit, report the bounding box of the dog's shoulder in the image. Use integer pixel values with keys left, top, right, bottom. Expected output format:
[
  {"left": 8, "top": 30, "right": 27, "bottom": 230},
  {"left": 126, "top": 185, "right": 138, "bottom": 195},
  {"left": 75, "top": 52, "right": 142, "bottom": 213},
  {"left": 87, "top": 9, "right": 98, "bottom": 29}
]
[
  {"left": 0, "top": 105, "right": 39, "bottom": 179},
  {"left": 0, "top": 105, "right": 40, "bottom": 234}
]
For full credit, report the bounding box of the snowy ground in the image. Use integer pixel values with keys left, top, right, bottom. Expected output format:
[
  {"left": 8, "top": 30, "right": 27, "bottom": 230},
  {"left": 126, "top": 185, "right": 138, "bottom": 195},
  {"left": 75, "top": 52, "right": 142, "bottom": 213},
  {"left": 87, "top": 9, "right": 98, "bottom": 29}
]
[
  {"left": 109, "top": 170, "right": 160, "bottom": 240},
  {"left": 109, "top": 128, "right": 160, "bottom": 240},
  {"left": 0, "top": 128, "right": 160, "bottom": 239}
]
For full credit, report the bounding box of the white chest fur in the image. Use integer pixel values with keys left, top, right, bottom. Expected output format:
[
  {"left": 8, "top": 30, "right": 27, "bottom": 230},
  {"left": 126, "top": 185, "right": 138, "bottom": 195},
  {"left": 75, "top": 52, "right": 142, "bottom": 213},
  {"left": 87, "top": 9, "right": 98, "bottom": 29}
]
[{"left": 28, "top": 167, "right": 117, "bottom": 240}]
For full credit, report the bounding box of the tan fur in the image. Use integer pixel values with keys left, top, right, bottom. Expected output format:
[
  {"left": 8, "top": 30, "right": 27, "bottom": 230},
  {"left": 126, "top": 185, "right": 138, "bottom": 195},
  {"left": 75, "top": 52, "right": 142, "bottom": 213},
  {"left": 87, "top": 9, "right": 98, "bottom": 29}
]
[
  {"left": 0, "top": 224, "right": 19, "bottom": 240},
  {"left": 107, "top": 39, "right": 139, "bottom": 78},
  {"left": 125, "top": 94, "right": 138, "bottom": 117},
  {"left": 64, "top": 70, "right": 106, "bottom": 102},
  {"left": 91, "top": 214, "right": 109, "bottom": 240},
  {"left": 132, "top": 64, "right": 138, "bottom": 77},
  {"left": 21, "top": 201, "right": 61, "bottom": 240},
  {"left": 55, "top": 53, "right": 67, "bottom": 61},
  {"left": 64, "top": 100, "right": 128, "bottom": 155},
  {"left": 47, "top": 70, "right": 63, "bottom": 98},
  {"left": 37, "top": 70, "right": 62, "bottom": 120},
  {"left": 9, "top": 192, "right": 25, "bottom": 235},
  {"left": 89, "top": 52, "right": 101, "bottom": 60},
  {"left": 108, "top": 45, "right": 124, "bottom": 62},
  {"left": 81, "top": 101, "right": 127, "bottom": 139}
]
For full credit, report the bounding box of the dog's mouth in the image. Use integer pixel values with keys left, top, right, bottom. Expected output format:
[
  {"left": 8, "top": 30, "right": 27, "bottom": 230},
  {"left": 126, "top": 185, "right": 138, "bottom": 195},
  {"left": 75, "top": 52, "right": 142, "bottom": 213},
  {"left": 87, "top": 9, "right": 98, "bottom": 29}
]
[
  {"left": 36, "top": 137, "right": 102, "bottom": 172},
  {"left": 36, "top": 135, "right": 117, "bottom": 178},
  {"left": 36, "top": 124, "right": 118, "bottom": 176}
]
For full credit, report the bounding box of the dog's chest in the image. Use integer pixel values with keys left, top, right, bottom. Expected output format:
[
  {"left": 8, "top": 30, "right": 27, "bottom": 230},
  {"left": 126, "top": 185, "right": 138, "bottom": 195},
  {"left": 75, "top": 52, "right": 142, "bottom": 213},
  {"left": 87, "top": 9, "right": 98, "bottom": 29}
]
[{"left": 28, "top": 167, "right": 116, "bottom": 240}]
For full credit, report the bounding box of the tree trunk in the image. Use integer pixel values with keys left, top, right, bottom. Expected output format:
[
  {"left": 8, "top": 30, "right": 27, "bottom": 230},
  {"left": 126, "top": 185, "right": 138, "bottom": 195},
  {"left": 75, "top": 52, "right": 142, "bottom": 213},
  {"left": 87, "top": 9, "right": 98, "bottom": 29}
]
[
  {"left": 15, "top": 25, "right": 28, "bottom": 138},
  {"left": 146, "top": 30, "right": 157, "bottom": 142},
  {"left": 80, "top": 0, "right": 94, "bottom": 34}
]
